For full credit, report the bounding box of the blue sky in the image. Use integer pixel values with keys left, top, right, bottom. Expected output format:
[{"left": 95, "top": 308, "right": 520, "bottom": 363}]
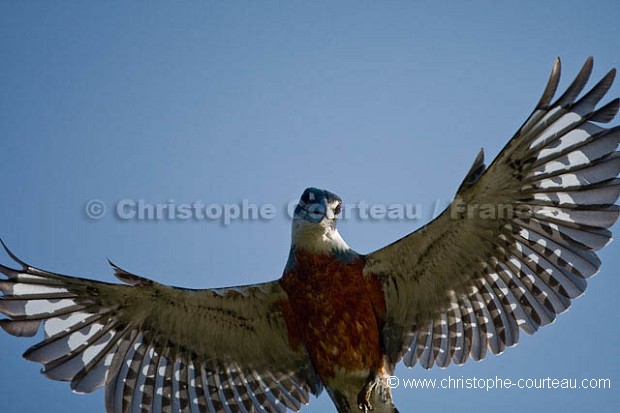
[{"left": 1, "top": 1, "right": 619, "bottom": 412}]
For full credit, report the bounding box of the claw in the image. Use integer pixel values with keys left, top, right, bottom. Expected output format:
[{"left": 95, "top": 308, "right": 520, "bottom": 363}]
[
  {"left": 357, "top": 401, "right": 374, "bottom": 412},
  {"left": 357, "top": 380, "right": 377, "bottom": 412}
]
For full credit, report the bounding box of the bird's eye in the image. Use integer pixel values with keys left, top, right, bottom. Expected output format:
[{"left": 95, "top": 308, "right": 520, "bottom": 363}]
[{"left": 334, "top": 204, "right": 342, "bottom": 215}]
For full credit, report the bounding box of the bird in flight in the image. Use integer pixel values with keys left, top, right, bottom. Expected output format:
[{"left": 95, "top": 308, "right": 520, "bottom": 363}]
[{"left": 1, "top": 57, "right": 619, "bottom": 413}]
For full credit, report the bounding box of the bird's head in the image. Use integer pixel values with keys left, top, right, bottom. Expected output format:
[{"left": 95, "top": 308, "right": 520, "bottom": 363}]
[
  {"left": 294, "top": 187, "right": 343, "bottom": 227},
  {"left": 291, "top": 187, "right": 349, "bottom": 254}
]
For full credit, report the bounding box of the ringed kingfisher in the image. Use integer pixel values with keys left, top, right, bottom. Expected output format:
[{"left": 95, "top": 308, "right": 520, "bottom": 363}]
[{"left": 1, "top": 57, "right": 619, "bottom": 412}]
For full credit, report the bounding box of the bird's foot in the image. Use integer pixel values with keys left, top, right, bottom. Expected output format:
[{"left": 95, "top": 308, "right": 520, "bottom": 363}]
[
  {"left": 357, "top": 380, "right": 377, "bottom": 412},
  {"left": 375, "top": 376, "right": 392, "bottom": 404}
]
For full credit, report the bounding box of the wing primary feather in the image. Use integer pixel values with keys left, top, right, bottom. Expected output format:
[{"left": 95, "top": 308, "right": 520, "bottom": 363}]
[
  {"left": 553, "top": 56, "right": 593, "bottom": 107},
  {"left": 41, "top": 322, "right": 117, "bottom": 380},
  {"left": 0, "top": 318, "right": 41, "bottom": 337},
  {"left": 590, "top": 98, "right": 620, "bottom": 123},
  {"left": 23, "top": 312, "right": 104, "bottom": 362},
  {"left": 528, "top": 125, "right": 620, "bottom": 171},
  {"left": 535, "top": 57, "right": 561, "bottom": 109},
  {"left": 0, "top": 238, "right": 29, "bottom": 269},
  {"left": 71, "top": 323, "right": 132, "bottom": 393},
  {"left": 571, "top": 68, "right": 617, "bottom": 116}
]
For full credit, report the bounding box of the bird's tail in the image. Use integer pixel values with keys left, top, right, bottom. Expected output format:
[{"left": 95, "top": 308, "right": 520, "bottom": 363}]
[
  {"left": 329, "top": 386, "right": 400, "bottom": 413},
  {"left": 332, "top": 398, "right": 400, "bottom": 413}
]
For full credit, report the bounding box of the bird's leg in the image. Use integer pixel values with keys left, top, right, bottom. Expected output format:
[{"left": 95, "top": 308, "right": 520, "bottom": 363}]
[{"left": 357, "top": 375, "right": 377, "bottom": 412}]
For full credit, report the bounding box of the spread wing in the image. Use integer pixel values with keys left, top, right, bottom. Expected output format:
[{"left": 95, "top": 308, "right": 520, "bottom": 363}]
[
  {"left": 364, "top": 58, "right": 620, "bottom": 369},
  {"left": 0, "top": 243, "right": 322, "bottom": 413}
]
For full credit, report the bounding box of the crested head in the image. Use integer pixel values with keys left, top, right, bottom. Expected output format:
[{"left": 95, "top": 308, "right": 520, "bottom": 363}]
[{"left": 291, "top": 187, "right": 350, "bottom": 254}]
